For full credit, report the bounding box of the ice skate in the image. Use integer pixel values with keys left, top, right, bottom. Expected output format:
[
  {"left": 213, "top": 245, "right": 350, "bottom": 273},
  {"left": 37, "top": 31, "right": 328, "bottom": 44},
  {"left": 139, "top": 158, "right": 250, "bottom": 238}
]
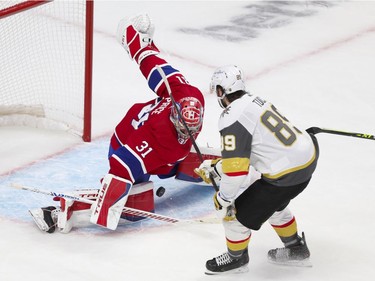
[
  {"left": 205, "top": 251, "right": 249, "bottom": 275},
  {"left": 268, "top": 232, "right": 312, "bottom": 267},
  {"left": 29, "top": 206, "right": 59, "bottom": 233}
]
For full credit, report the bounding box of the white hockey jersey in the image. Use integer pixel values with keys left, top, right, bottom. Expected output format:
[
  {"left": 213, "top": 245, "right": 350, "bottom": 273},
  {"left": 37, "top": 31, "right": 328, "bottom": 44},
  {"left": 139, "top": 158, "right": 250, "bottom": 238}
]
[{"left": 218, "top": 94, "right": 318, "bottom": 201}]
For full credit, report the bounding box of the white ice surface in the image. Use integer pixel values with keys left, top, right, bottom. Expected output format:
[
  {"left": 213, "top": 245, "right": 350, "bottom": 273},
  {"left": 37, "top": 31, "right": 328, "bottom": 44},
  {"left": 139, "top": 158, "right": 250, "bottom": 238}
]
[{"left": 1, "top": 1, "right": 375, "bottom": 281}]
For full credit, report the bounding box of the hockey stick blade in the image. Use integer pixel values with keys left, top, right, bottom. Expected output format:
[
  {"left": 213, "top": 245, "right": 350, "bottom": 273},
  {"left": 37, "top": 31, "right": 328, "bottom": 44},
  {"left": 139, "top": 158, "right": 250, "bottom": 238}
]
[
  {"left": 306, "top": 127, "right": 375, "bottom": 140},
  {"left": 10, "top": 183, "right": 217, "bottom": 225}
]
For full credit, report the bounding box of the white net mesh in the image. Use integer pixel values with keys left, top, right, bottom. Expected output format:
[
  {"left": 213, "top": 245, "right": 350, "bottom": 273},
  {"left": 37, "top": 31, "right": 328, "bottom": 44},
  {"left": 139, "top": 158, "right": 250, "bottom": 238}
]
[{"left": 0, "top": 0, "right": 89, "bottom": 136}]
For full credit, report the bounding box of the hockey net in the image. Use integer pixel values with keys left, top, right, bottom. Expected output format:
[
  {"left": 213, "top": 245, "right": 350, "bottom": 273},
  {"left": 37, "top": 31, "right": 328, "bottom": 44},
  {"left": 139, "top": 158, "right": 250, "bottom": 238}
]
[{"left": 0, "top": 0, "right": 93, "bottom": 141}]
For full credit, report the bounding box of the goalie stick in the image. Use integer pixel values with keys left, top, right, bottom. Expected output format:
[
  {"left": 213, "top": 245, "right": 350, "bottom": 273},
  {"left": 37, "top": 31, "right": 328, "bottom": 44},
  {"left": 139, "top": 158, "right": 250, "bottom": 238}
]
[
  {"left": 156, "top": 65, "right": 219, "bottom": 191},
  {"left": 306, "top": 127, "right": 375, "bottom": 141},
  {"left": 11, "top": 183, "right": 218, "bottom": 225}
]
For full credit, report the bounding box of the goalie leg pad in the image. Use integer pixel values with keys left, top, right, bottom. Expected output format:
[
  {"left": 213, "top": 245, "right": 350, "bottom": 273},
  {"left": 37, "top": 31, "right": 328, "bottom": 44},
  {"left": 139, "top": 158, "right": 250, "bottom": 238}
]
[
  {"left": 57, "top": 198, "right": 93, "bottom": 234},
  {"left": 122, "top": 181, "right": 155, "bottom": 221},
  {"left": 90, "top": 174, "right": 132, "bottom": 230},
  {"left": 52, "top": 189, "right": 97, "bottom": 233}
]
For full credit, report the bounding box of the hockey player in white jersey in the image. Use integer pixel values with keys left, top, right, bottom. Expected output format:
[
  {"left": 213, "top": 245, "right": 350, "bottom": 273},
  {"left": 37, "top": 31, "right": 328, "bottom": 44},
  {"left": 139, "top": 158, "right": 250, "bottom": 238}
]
[{"left": 195, "top": 65, "right": 319, "bottom": 274}]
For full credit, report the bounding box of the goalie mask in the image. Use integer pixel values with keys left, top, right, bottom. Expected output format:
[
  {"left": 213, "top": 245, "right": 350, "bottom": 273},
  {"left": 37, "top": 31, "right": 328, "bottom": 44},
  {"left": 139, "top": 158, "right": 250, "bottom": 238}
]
[
  {"left": 210, "top": 65, "right": 246, "bottom": 108},
  {"left": 170, "top": 97, "right": 203, "bottom": 139}
]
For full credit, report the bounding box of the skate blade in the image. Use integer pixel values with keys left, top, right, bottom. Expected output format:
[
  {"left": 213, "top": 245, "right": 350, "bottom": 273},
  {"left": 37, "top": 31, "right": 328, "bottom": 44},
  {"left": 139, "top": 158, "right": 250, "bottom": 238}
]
[
  {"left": 29, "top": 209, "right": 49, "bottom": 232},
  {"left": 205, "top": 265, "right": 249, "bottom": 275},
  {"left": 268, "top": 258, "right": 312, "bottom": 267}
]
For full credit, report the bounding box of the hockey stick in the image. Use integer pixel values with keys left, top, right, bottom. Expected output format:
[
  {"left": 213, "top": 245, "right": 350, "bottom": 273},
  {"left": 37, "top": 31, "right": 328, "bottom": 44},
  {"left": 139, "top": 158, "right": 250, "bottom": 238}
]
[
  {"left": 306, "top": 127, "right": 375, "bottom": 141},
  {"left": 156, "top": 65, "right": 219, "bottom": 191},
  {"left": 11, "top": 183, "right": 217, "bottom": 224}
]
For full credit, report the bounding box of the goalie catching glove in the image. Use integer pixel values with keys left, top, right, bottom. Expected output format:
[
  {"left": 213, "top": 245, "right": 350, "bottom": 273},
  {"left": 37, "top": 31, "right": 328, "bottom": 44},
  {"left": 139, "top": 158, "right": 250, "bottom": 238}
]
[
  {"left": 116, "top": 13, "right": 159, "bottom": 64},
  {"left": 194, "top": 158, "right": 222, "bottom": 185}
]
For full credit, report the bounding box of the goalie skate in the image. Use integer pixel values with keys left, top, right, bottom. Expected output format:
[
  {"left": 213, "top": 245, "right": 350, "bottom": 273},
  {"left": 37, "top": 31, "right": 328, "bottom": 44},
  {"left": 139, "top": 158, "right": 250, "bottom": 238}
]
[
  {"left": 268, "top": 232, "right": 312, "bottom": 267},
  {"left": 29, "top": 206, "right": 59, "bottom": 233}
]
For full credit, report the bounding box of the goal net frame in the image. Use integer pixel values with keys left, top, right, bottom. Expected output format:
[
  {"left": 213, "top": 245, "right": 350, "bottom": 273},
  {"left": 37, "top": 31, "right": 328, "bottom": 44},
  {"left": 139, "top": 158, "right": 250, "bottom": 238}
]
[{"left": 0, "top": 0, "right": 93, "bottom": 142}]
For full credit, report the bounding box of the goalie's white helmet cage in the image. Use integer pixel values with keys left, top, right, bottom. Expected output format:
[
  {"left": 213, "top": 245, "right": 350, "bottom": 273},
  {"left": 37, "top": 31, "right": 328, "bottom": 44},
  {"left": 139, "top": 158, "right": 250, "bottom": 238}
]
[{"left": 170, "top": 97, "right": 204, "bottom": 139}]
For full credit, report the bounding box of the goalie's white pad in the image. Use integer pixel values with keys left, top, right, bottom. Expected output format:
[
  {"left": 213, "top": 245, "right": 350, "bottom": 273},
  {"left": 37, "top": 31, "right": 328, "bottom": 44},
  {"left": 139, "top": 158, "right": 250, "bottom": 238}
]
[
  {"left": 90, "top": 174, "right": 132, "bottom": 230},
  {"left": 116, "top": 13, "right": 159, "bottom": 64},
  {"left": 55, "top": 183, "right": 154, "bottom": 233},
  {"left": 29, "top": 183, "right": 155, "bottom": 233},
  {"left": 57, "top": 199, "right": 92, "bottom": 233},
  {"left": 55, "top": 189, "right": 97, "bottom": 233}
]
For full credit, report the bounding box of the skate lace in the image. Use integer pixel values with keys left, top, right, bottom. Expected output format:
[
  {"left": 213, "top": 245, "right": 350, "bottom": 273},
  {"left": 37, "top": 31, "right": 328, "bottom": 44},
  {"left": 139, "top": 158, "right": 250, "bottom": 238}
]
[{"left": 215, "top": 253, "right": 233, "bottom": 266}]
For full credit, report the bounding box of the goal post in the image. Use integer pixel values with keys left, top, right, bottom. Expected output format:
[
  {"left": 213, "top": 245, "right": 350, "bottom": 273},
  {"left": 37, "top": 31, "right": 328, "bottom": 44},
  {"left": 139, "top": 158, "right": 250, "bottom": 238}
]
[{"left": 0, "top": 0, "right": 93, "bottom": 142}]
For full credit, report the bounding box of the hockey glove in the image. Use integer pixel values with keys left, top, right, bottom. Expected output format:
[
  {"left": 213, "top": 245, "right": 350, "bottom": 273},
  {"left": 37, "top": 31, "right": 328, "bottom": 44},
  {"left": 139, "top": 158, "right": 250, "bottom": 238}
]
[
  {"left": 116, "top": 13, "right": 159, "bottom": 64},
  {"left": 213, "top": 191, "right": 236, "bottom": 221},
  {"left": 194, "top": 158, "right": 222, "bottom": 185}
]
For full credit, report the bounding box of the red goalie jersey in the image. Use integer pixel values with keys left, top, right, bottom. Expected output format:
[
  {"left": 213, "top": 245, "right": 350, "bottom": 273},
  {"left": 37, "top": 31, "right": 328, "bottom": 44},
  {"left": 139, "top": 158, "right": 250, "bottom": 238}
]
[
  {"left": 108, "top": 54, "right": 205, "bottom": 184},
  {"left": 28, "top": 14, "right": 207, "bottom": 234}
]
